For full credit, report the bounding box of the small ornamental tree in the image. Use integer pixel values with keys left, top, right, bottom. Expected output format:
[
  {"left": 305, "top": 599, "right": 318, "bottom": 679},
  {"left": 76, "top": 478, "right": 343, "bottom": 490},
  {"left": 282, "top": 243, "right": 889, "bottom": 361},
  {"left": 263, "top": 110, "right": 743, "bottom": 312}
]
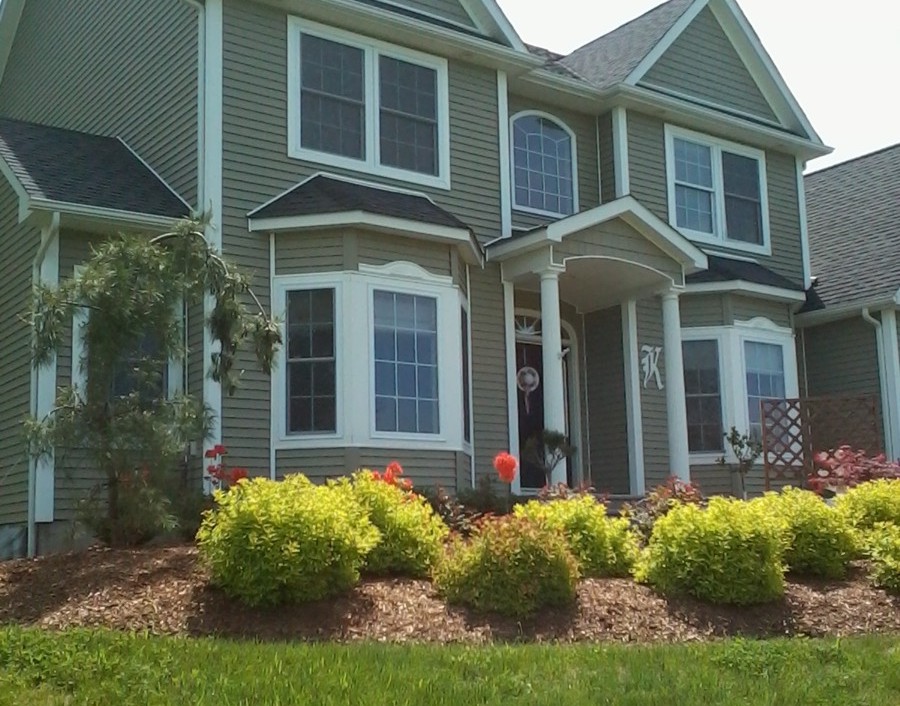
[{"left": 25, "top": 217, "right": 281, "bottom": 545}]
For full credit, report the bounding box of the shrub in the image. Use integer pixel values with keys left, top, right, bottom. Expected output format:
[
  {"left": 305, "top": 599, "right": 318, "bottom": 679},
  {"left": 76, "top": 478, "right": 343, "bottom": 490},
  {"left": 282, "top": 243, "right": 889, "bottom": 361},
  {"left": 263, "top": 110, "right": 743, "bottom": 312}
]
[
  {"left": 196, "top": 475, "right": 379, "bottom": 606},
  {"left": 751, "top": 487, "right": 856, "bottom": 578},
  {"left": 433, "top": 515, "right": 579, "bottom": 617},
  {"left": 351, "top": 467, "right": 448, "bottom": 576},
  {"left": 867, "top": 523, "right": 900, "bottom": 593},
  {"left": 809, "top": 447, "right": 900, "bottom": 495},
  {"left": 835, "top": 479, "right": 900, "bottom": 531},
  {"left": 513, "top": 496, "right": 637, "bottom": 577},
  {"left": 620, "top": 477, "right": 705, "bottom": 544},
  {"left": 634, "top": 497, "right": 784, "bottom": 605},
  {"left": 418, "top": 486, "right": 487, "bottom": 537}
]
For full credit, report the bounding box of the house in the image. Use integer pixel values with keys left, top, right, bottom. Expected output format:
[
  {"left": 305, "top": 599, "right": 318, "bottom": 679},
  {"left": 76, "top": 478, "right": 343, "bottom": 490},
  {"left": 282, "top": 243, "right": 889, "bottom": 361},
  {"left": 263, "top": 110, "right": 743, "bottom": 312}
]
[
  {"left": 797, "top": 145, "right": 900, "bottom": 461},
  {"left": 0, "top": 0, "right": 830, "bottom": 558}
]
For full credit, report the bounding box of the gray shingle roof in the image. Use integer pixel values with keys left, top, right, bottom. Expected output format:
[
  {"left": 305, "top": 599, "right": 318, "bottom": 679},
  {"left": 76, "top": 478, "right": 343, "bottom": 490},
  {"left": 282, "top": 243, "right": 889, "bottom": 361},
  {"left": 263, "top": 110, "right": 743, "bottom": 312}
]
[
  {"left": 686, "top": 254, "right": 803, "bottom": 290},
  {"left": 804, "top": 144, "right": 900, "bottom": 310},
  {"left": 0, "top": 117, "right": 189, "bottom": 218},
  {"left": 249, "top": 174, "right": 469, "bottom": 230},
  {"left": 559, "top": 0, "right": 695, "bottom": 90}
]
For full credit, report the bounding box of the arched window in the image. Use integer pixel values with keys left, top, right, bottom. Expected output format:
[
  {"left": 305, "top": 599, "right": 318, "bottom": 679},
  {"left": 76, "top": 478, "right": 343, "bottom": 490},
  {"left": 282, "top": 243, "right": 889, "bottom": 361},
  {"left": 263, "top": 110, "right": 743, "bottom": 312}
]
[{"left": 511, "top": 112, "right": 577, "bottom": 216}]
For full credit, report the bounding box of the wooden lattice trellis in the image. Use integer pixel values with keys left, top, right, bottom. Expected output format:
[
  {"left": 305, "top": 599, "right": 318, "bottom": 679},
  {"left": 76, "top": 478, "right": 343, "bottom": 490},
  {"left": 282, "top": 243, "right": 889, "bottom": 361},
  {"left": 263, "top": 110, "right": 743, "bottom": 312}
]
[{"left": 761, "top": 395, "right": 882, "bottom": 491}]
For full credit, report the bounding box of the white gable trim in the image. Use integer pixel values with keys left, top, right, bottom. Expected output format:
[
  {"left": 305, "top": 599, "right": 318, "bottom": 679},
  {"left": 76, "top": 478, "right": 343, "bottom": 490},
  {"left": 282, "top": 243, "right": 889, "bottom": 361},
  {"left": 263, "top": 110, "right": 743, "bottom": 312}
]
[
  {"left": 0, "top": 0, "right": 25, "bottom": 86},
  {"left": 459, "top": 0, "right": 526, "bottom": 51},
  {"left": 624, "top": 0, "right": 824, "bottom": 145},
  {"left": 0, "top": 152, "right": 32, "bottom": 222}
]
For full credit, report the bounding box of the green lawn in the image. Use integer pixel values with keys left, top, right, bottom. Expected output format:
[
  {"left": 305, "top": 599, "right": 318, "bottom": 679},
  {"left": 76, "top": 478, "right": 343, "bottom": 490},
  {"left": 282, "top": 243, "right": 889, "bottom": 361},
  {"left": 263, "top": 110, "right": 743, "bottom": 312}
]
[{"left": 1, "top": 627, "right": 898, "bottom": 705}]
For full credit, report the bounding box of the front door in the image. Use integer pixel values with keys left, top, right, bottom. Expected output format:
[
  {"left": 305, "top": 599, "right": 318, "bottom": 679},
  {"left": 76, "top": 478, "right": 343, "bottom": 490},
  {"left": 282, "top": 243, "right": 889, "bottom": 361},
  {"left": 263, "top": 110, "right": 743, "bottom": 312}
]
[{"left": 515, "top": 340, "right": 572, "bottom": 490}]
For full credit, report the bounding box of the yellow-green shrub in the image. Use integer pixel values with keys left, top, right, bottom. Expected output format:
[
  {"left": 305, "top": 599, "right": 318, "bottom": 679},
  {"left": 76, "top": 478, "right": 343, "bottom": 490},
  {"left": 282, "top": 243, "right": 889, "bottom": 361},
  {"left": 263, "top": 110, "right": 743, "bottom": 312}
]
[
  {"left": 835, "top": 480, "right": 900, "bottom": 531},
  {"left": 635, "top": 497, "right": 783, "bottom": 605},
  {"left": 867, "top": 522, "right": 900, "bottom": 592},
  {"left": 433, "top": 515, "right": 579, "bottom": 617},
  {"left": 514, "top": 496, "right": 637, "bottom": 577},
  {"left": 196, "top": 475, "right": 379, "bottom": 606},
  {"left": 751, "top": 487, "right": 856, "bottom": 578},
  {"left": 351, "top": 470, "right": 448, "bottom": 576}
]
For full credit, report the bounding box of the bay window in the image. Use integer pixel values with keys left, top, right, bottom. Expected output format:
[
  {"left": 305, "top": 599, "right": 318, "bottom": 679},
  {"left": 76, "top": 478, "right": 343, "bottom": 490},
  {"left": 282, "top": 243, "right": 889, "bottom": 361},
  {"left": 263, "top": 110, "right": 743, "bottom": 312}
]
[
  {"left": 273, "top": 264, "right": 464, "bottom": 450},
  {"left": 665, "top": 125, "right": 769, "bottom": 254},
  {"left": 288, "top": 17, "right": 450, "bottom": 189},
  {"left": 682, "top": 339, "right": 723, "bottom": 453}
]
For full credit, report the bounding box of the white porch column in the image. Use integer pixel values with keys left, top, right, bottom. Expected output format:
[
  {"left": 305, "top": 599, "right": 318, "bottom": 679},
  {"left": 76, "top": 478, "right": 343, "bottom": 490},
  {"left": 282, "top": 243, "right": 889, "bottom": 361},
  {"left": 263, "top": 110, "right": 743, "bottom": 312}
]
[
  {"left": 540, "top": 268, "right": 568, "bottom": 485},
  {"left": 661, "top": 289, "right": 691, "bottom": 481}
]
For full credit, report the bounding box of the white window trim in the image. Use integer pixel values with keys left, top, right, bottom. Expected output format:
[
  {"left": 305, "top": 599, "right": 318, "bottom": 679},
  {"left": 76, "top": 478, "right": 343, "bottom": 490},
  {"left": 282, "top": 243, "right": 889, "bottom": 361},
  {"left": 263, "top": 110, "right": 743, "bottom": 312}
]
[
  {"left": 460, "top": 288, "right": 473, "bottom": 455},
  {"left": 664, "top": 124, "right": 771, "bottom": 256},
  {"left": 682, "top": 317, "right": 798, "bottom": 465},
  {"left": 510, "top": 110, "right": 580, "bottom": 219},
  {"left": 272, "top": 262, "right": 465, "bottom": 451},
  {"left": 71, "top": 266, "right": 183, "bottom": 401},
  {"left": 287, "top": 16, "right": 451, "bottom": 190}
]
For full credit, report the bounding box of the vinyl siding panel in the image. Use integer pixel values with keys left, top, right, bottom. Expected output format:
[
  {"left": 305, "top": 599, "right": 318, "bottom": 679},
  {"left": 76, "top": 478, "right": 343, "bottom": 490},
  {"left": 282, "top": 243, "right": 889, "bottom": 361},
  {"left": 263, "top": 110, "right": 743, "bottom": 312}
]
[
  {"left": 0, "top": 0, "right": 199, "bottom": 205},
  {"left": 357, "top": 233, "right": 453, "bottom": 276},
  {"left": 681, "top": 294, "right": 726, "bottom": 327},
  {"left": 803, "top": 318, "right": 881, "bottom": 401},
  {"left": 627, "top": 112, "right": 805, "bottom": 284},
  {"left": 553, "top": 221, "right": 683, "bottom": 283},
  {"left": 636, "top": 296, "right": 669, "bottom": 487},
  {"left": 729, "top": 295, "right": 792, "bottom": 328},
  {"left": 598, "top": 111, "right": 616, "bottom": 204},
  {"left": 508, "top": 95, "right": 600, "bottom": 231},
  {"left": 584, "top": 306, "right": 629, "bottom": 493},
  {"left": 641, "top": 7, "right": 776, "bottom": 122},
  {"left": 691, "top": 465, "right": 735, "bottom": 495},
  {"left": 386, "top": 0, "right": 476, "bottom": 27},
  {"left": 221, "top": 0, "right": 502, "bottom": 477},
  {"left": 275, "top": 233, "right": 346, "bottom": 275},
  {"left": 0, "top": 179, "right": 38, "bottom": 527},
  {"left": 276, "top": 447, "right": 462, "bottom": 488}
]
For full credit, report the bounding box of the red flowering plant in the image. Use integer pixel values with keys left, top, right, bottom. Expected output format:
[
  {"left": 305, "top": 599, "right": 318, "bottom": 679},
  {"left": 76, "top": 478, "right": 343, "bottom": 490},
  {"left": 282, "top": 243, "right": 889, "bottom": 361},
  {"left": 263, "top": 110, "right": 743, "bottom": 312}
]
[
  {"left": 205, "top": 444, "right": 249, "bottom": 491},
  {"left": 808, "top": 446, "right": 900, "bottom": 496},
  {"left": 370, "top": 461, "right": 414, "bottom": 492},
  {"left": 493, "top": 451, "right": 519, "bottom": 513},
  {"left": 620, "top": 476, "right": 706, "bottom": 545}
]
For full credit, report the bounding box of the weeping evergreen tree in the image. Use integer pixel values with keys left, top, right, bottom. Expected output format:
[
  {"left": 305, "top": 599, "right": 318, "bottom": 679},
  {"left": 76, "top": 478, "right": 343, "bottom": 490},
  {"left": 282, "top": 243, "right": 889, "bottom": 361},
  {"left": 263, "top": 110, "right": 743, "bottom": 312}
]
[{"left": 26, "top": 217, "right": 280, "bottom": 545}]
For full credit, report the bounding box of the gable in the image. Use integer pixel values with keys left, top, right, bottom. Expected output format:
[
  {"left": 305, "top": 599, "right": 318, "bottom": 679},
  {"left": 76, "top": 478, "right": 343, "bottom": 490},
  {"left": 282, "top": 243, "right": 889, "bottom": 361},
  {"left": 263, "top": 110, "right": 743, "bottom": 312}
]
[
  {"left": 640, "top": 6, "right": 777, "bottom": 122},
  {"left": 377, "top": 0, "right": 477, "bottom": 28}
]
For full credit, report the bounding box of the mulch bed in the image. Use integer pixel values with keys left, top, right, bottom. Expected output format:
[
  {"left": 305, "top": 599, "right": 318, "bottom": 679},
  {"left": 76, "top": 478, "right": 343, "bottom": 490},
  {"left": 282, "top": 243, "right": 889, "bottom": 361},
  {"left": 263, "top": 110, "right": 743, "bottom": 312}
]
[{"left": 1, "top": 545, "right": 899, "bottom": 643}]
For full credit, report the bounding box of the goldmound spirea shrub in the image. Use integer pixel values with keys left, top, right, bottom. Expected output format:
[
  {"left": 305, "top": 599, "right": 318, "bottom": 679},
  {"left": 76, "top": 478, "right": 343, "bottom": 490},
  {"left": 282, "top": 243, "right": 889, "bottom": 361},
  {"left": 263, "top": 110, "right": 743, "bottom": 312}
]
[
  {"left": 635, "top": 497, "right": 784, "bottom": 605},
  {"left": 433, "top": 515, "right": 579, "bottom": 617},
  {"left": 751, "top": 487, "right": 857, "bottom": 578},
  {"left": 351, "top": 469, "right": 448, "bottom": 576},
  {"left": 867, "top": 522, "right": 900, "bottom": 593},
  {"left": 835, "top": 479, "right": 900, "bottom": 531},
  {"left": 196, "top": 475, "right": 379, "bottom": 606},
  {"left": 514, "top": 496, "right": 637, "bottom": 577}
]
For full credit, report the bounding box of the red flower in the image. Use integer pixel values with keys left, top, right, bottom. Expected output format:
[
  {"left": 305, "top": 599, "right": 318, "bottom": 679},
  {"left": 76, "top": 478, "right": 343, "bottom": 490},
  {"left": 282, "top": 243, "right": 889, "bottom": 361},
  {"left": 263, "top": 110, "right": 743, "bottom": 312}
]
[
  {"left": 204, "top": 448, "right": 218, "bottom": 459},
  {"left": 386, "top": 461, "right": 404, "bottom": 477},
  {"left": 493, "top": 452, "right": 518, "bottom": 483},
  {"left": 371, "top": 470, "right": 382, "bottom": 481},
  {"left": 398, "top": 478, "right": 413, "bottom": 491},
  {"left": 229, "top": 468, "right": 248, "bottom": 483},
  {"left": 383, "top": 466, "right": 396, "bottom": 485}
]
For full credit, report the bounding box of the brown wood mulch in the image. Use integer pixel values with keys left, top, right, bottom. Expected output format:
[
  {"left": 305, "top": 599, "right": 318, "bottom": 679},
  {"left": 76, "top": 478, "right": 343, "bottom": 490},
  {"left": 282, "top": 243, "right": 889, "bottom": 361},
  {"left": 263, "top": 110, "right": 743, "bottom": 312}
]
[{"left": 1, "top": 545, "right": 899, "bottom": 644}]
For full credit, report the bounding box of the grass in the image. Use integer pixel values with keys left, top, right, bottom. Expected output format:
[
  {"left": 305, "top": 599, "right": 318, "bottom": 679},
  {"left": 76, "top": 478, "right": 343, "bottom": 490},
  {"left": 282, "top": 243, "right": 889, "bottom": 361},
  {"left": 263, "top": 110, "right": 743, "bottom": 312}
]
[{"left": 0, "top": 627, "right": 898, "bottom": 705}]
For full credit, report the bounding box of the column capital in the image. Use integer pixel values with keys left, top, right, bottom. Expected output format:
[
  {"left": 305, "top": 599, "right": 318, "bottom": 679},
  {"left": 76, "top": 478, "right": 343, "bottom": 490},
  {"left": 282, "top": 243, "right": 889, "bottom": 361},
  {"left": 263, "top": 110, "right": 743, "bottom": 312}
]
[
  {"left": 660, "top": 287, "right": 684, "bottom": 302},
  {"left": 539, "top": 266, "right": 565, "bottom": 282}
]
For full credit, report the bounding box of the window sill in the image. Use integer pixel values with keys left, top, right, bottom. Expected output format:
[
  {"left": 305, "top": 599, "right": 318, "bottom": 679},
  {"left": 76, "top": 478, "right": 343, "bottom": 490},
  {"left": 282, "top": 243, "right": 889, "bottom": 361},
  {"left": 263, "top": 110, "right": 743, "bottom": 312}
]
[
  {"left": 287, "top": 145, "right": 451, "bottom": 191},
  {"left": 689, "top": 451, "right": 726, "bottom": 467},
  {"left": 513, "top": 204, "right": 574, "bottom": 221},
  {"left": 273, "top": 437, "right": 465, "bottom": 453},
  {"left": 676, "top": 227, "right": 772, "bottom": 257}
]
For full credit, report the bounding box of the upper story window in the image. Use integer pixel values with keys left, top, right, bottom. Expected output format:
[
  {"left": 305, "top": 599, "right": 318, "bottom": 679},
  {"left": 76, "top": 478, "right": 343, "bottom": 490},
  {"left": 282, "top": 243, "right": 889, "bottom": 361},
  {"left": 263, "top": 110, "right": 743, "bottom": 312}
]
[
  {"left": 288, "top": 17, "right": 450, "bottom": 190},
  {"left": 511, "top": 112, "right": 577, "bottom": 217},
  {"left": 664, "top": 125, "right": 770, "bottom": 255}
]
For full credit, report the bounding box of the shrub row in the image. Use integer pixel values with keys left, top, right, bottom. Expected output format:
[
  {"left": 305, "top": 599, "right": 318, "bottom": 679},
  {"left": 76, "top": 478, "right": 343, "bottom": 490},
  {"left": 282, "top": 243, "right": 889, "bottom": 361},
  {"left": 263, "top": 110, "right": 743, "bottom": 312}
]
[{"left": 197, "top": 472, "right": 900, "bottom": 612}]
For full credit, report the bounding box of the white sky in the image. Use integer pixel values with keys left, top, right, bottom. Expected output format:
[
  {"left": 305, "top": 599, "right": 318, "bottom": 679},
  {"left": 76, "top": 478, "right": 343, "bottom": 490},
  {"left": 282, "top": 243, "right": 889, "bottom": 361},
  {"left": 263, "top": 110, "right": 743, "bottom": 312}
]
[{"left": 496, "top": 0, "right": 900, "bottom": 172}]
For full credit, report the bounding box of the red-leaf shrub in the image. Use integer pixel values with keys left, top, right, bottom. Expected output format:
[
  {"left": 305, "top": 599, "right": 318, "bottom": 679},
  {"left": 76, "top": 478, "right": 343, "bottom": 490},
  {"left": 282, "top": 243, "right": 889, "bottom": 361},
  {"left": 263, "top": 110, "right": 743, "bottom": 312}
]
[{"left": 808, "top": 447, "right": 900, "bottom": 494}]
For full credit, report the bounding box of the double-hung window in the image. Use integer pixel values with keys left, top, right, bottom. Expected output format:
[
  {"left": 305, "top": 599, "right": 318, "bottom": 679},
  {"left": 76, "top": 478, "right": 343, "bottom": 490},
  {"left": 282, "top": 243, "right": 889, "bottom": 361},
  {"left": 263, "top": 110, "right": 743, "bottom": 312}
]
[
  {"left": 286, "top": 288, "right": 336, "bottom": 434},
  {"left": 682, "top": 340, "right": 723, "bottom": 453},
  {"left": 288, "top": 18, "right": 450, "bottom": 189},
  {"left": 665, "top": 126, "right": 769, "bottom": 254},
  {"left": 743, "top": 340, "right": 786, "bottom": 442}
]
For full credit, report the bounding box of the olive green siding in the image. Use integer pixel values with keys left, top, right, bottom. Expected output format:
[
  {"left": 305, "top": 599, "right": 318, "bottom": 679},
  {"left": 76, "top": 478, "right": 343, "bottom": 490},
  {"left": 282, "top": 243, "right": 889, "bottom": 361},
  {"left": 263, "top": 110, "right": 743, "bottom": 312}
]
[
  {"left": 274, "top": 233, "right": 345, "bottom": 275},
  {"left": 0, "top": 0, "right": 199, "bottom": 205},
  {"left": 584, "top": 306, "right": 629, "bottom": 494},
  {"left": 641, "top": 7, "right": 776, "bottom": 122},
  {"left": 691, "top": 465, "right": 735, "bottom": 496},
  {"left": 0, "top": 179, "right": 38, "bottom": 527},
  {"left": 730, "top": 295, "right": 792, "bottom": 328},
  {"left": 386, "top": 0, "right": 476, "bottom": 27},
  {"left": 636, "top": 296, "right": 669, "bottom": 487},
  {"left": 627, "top": 112, "right": 804, "bottom": 284},
  {"left": 221, "top": 0, "right": 503, "bottom": 478},
  {"left": 598, "top": 112, "right": 616, "bottom": 204},
  {"left": 508, "top": 95, "right": 600, "bottom": 231},
  {"left": 803, "top": 318, "right": 882, "bottom": 402},
  {"left": 553, "top": 221, "right": 683, "bottom": 283},
  {"left": 681, "top": 294, "right": 727, "bottom": 327},
  {"left": 276, "top": 448, "right": 468, "bottom": 488}
]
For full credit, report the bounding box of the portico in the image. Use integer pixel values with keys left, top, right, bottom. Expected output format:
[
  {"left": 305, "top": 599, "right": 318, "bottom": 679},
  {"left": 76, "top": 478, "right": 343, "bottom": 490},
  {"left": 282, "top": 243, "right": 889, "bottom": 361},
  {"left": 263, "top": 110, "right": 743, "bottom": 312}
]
[{"left": 488, "top": 197, "right": 708, "bottom": 493}]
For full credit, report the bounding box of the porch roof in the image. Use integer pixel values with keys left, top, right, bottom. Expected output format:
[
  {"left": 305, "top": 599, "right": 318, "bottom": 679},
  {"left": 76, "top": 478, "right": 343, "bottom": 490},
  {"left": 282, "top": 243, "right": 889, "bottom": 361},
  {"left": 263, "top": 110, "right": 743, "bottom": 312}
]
[{"left": 486, "top": 196, "right": 708, "bottom": 274}]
